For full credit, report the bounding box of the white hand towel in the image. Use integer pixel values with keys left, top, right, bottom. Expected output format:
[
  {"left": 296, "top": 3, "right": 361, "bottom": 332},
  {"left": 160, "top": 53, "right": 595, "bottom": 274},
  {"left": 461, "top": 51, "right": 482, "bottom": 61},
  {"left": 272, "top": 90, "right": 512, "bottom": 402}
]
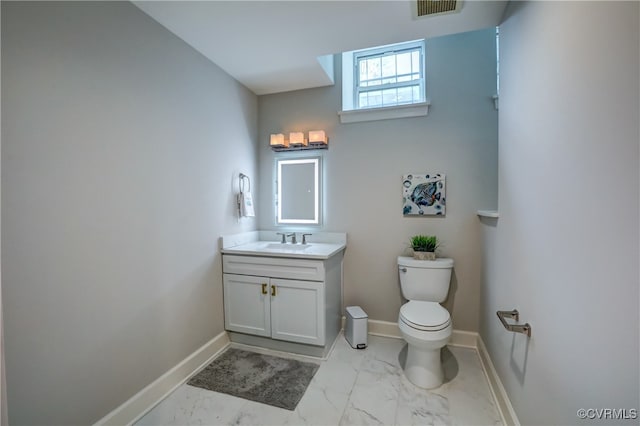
[{"left": 239, "top": 191, "right": 255, "bottom": 217}]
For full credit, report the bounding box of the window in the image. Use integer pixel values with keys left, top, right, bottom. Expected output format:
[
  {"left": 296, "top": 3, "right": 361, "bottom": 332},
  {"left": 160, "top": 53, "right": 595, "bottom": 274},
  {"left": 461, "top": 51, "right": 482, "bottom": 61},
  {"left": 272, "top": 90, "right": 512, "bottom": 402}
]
[
  {"left": 340, "top": 40, "right": 429, "bottom": 123},
  {"left": 354, "top": 40, "right": 425, "bottom": 109}
]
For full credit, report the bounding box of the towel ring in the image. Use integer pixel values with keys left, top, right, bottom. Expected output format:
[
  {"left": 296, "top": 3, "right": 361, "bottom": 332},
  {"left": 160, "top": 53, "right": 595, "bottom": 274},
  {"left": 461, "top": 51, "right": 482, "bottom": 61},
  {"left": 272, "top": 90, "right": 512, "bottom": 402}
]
[{"left": 239, "top": 173, "right": 251, "bottom": 193}]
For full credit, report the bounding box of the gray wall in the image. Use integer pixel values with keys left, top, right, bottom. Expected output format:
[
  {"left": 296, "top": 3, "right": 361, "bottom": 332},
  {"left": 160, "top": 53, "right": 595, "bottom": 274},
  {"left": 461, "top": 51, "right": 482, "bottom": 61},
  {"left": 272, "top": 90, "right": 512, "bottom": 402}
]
[
  {"left": 258, "top": 29, "right": 498, "bottom": 330},
  {"left": 480, "top": 2, "right": 639, "bottom": 424},
  {"left": 1, "top": 2, "right": 257, "bottom": 424}
]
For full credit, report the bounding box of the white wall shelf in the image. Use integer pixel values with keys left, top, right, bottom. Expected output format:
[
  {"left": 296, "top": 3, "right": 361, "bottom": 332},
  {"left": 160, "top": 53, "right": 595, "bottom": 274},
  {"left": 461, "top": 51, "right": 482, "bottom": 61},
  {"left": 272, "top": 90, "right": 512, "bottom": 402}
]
[{"left": 477, "top": 210, "right": 500, "bottom": 218}]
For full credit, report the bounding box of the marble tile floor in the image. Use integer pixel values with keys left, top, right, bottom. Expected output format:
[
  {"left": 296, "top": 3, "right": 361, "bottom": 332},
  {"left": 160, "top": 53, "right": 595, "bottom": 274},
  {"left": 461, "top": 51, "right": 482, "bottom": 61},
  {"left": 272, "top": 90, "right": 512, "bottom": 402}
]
[{"left": 136, "top": 335, "right": 503, "bottom": 426}]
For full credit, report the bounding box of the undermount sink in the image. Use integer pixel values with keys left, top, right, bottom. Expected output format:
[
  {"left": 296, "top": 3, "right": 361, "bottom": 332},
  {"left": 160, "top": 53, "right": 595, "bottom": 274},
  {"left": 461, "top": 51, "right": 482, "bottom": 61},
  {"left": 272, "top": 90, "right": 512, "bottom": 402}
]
[{"left": 264, "top": 243, "right": 311, "bottom": 251}]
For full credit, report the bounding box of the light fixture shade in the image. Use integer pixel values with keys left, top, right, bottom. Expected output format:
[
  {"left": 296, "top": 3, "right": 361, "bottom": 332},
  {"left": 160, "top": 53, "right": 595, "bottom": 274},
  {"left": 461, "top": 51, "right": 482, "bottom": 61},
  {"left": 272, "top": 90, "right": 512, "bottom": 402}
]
[
  {"left": 289, "top": 132, "right": 307, "bottom": 146},
  {"left": 308, "top": 130, "right": 327, "bottom": 145},
  {"left": 270, "top": 133, "right": 288, "bottom": 147}
]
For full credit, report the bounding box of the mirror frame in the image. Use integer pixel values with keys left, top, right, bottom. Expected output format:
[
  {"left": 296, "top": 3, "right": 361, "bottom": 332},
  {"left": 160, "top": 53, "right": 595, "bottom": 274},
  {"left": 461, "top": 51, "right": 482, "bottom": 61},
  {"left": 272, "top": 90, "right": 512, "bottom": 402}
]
[{"left": 276, "top": 155, "right": 321, "bottom": 226}]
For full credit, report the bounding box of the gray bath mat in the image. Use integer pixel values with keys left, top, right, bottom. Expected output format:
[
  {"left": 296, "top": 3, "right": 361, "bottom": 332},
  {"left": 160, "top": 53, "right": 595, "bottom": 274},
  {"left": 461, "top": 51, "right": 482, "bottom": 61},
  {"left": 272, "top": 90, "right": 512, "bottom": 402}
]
[{"left": 187, "top": 347, "right": 319, "bottom": 411}]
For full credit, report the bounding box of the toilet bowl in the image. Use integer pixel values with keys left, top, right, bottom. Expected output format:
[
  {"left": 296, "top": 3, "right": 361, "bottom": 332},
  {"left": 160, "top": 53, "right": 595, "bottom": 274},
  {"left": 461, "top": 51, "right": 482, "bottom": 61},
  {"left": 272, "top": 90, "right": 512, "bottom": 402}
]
[
  {"left": 397, "top": 256, "right": 454, "bottom": 389},
  {"left": 398, "top": 300, "right": 452, "bottom": 388}
]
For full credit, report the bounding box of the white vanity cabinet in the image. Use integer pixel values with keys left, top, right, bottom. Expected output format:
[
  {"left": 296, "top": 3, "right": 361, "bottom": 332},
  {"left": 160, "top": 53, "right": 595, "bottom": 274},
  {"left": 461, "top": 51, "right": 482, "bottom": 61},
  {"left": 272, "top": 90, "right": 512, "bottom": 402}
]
[{"left": 221, "top": 251, "right": 343, "bottom": 357}]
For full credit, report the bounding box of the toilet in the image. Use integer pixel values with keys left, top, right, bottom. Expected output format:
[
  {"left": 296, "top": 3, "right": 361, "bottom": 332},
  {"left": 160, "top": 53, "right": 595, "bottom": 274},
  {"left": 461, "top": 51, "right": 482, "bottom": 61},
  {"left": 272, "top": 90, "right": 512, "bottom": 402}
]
[{"left": 397, "top": 256, "right": 454, "bottom": 389}]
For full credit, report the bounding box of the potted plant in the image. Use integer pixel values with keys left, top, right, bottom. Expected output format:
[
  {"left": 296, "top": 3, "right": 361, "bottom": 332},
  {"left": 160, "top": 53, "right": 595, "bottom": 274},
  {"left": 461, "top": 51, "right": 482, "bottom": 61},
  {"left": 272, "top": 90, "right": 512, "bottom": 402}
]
[{"left": 410, "top": 235, "right": 438, "bottom": 260}]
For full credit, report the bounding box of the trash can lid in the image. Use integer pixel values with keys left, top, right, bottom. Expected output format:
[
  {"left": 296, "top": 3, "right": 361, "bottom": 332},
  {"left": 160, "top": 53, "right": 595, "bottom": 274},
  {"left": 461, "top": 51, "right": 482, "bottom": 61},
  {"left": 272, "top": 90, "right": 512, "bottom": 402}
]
[{"left": 346, "top": 306, "right": 368, "bottom": 319}]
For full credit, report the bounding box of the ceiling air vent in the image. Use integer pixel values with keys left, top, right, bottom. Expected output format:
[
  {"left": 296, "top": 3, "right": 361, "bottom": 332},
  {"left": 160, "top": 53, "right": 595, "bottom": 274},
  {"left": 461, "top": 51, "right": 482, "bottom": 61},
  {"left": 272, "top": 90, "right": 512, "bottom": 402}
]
[{"left": 417, "top": 0, "right": 462, "bottom": 17}]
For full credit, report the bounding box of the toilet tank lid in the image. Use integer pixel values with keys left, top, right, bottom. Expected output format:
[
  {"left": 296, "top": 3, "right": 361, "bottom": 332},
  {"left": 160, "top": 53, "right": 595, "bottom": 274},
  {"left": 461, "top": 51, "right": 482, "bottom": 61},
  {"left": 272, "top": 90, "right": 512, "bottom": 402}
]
[{"left": 397, "top": 256, "right": 454, "bottom": 269}]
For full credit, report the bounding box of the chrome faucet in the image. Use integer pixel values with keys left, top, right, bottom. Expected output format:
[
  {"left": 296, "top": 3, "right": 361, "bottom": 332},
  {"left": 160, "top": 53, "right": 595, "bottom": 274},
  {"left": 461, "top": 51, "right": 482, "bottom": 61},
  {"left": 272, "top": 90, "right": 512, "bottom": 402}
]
[
  {"left": 302, "top": 233, "right": 312, "bottom": 244},
  {"left": 287, "top": 233, "right": 297, "bottom": 244},
  {"left": 276, "top": 232, "right": 287, "bottom": 244}
]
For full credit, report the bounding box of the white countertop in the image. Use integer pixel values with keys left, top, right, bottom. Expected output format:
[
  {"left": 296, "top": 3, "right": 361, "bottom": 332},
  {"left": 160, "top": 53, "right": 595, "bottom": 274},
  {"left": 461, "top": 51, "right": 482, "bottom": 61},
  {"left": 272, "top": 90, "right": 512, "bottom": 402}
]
[
  {"left": 221, "top": 241, "right": 346, "bottom": 260},
  {"left": 220, "top": 231, "right": 347, "bottom": 260}
]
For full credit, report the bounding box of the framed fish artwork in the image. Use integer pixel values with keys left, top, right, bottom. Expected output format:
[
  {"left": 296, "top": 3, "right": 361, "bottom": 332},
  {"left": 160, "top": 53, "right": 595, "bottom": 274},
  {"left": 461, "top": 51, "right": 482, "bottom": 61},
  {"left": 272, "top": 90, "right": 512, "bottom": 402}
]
[{"left": 402, "top": 173, "right": 446, "bottom": 216}]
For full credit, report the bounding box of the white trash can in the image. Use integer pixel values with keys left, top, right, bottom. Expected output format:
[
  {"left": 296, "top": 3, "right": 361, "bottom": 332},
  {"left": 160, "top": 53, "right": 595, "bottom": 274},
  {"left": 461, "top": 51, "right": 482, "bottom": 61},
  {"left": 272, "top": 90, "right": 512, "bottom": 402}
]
[{"left": 345, "top": 306, "right": 368, "bottom": 349}]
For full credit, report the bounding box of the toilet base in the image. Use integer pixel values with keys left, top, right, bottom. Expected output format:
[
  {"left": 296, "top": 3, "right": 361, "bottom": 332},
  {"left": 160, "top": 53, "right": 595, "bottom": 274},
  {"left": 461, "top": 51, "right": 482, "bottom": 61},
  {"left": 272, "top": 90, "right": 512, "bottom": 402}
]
[
  {"left": 398, "top": 315, "right": 451, "bottom": 390},
  {"left": 404, "top": 344, "right": 444, "bottom": 389}
]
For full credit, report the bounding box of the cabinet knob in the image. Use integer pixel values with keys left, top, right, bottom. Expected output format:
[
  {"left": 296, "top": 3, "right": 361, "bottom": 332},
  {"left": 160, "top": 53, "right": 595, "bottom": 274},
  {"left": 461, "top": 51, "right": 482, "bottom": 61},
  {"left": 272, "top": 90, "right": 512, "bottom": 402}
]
[
  {"left": 261, "top": 283, "right": 268, "bottom": 294},
  {"left": 271, "top": 285, "right": 277, "bottom": 297}
]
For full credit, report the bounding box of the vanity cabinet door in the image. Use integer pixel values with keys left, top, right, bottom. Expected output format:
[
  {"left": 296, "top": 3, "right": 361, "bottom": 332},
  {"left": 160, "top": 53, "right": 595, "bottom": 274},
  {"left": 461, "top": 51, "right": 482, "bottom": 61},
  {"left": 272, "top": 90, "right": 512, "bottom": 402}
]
[
  {"left": 223, "top": 274, "right": 271, "bottom": 337},
  {"left": 270, "top": 278, "right": 325, "bottom": 346}
]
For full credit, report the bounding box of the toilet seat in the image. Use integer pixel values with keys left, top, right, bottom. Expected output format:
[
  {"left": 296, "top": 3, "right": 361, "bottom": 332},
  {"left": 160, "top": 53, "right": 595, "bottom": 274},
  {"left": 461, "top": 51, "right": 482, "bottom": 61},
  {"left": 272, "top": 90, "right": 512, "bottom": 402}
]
[{"left": 400, "top": 301, "right": 451, "bottom": 332}]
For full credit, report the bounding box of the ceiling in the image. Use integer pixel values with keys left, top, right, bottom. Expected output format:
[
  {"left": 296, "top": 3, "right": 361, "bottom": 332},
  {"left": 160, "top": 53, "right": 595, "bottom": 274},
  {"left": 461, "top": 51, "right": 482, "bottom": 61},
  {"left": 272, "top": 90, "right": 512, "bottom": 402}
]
[{"left": 133, "top": 1, "right": 508, "bottom": 95}]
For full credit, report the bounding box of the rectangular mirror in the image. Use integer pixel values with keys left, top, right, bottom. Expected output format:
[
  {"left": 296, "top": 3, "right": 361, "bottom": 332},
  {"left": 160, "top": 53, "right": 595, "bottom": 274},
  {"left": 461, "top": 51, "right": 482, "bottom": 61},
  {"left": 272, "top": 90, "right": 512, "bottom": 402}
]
[{"left": 277, "top": 157, "right": 320, "bottom": 225}]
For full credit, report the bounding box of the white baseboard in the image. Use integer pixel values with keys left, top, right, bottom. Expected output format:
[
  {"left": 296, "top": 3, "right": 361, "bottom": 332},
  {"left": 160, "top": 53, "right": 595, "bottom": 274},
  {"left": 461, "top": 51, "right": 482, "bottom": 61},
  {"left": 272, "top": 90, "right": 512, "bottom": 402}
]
[
  {"left": 476, "top": 335, "right": 521, "bottom": 426},
  {"left": 367, "top": 319, "right": 402, "bottom": 338},
  {"left": 342, "top": 316, "right": 479, "bottom": 348},
  {"left": 368, "top": 319, "right": 476, "bottom": 348},
  {"left": 449, "top": 329, "right": 478, "bottom": 348},
  {"left": 94, "top": 331, "right": 230, "bottom": 426}
]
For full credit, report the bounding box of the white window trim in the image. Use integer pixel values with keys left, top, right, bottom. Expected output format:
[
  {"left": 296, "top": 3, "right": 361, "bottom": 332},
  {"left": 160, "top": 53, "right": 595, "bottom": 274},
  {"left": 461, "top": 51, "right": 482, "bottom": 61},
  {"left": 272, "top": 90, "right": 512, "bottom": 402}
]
[{"left": 338, "top": 101, "right": 430, "bottom": 124}]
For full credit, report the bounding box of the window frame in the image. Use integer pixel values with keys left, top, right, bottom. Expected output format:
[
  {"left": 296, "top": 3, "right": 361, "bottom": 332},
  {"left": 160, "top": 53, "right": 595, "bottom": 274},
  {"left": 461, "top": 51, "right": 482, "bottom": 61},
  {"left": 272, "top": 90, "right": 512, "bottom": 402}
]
[
  {"left": 353, "top": 39, "right": 426, "bottom": 110},
  {"left": 339, "top": 39, "right": 430, "bottom": 124}
]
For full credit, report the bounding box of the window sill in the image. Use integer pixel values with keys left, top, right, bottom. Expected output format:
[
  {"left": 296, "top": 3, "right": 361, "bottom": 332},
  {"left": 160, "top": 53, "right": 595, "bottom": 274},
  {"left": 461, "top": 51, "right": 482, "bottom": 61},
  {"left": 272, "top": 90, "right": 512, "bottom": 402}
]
[{"left": 338, "top": 101, "right": 430, "bottom": 124}]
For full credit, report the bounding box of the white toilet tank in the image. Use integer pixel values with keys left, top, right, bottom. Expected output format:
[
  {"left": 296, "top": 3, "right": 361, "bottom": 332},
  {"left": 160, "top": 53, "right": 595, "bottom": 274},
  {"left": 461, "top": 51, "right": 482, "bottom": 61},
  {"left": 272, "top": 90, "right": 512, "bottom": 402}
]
[{"left": 398, "top": 256, "right": 454, "bottom": 302}]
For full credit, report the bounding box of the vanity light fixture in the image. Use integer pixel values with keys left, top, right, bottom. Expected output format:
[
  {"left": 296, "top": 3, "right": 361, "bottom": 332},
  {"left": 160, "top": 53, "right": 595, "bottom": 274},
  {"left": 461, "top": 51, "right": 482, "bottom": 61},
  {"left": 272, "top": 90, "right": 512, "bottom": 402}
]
[
  {"left": 270, "top": 133, "right": 288, "bottom": 148},
  {"left": 289, "top": 132, "right": 307, "bottom": 147},
  {"left": 270, "top": 131, "right": 328, "bottom": 152}
]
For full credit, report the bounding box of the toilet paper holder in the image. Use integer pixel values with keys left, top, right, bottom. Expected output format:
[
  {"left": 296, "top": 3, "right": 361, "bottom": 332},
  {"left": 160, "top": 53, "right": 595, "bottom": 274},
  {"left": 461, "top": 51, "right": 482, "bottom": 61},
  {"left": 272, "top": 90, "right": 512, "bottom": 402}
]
[{"left": 497, "top": 309, "right": 531, "bottom": 337}]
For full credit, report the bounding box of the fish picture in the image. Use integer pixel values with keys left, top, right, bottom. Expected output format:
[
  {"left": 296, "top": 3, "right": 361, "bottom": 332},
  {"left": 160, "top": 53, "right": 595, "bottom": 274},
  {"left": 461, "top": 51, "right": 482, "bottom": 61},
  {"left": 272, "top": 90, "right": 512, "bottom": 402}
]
[{"left": 402, "top": 173, "right": 446, "bottom": 216}]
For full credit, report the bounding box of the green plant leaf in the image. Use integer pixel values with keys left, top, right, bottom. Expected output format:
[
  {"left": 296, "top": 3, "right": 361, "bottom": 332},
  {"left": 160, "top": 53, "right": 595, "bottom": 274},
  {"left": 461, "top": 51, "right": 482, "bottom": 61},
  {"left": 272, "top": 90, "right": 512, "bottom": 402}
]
[{"left": 409, "top": 235, "right": 438, "bottom": 252}]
